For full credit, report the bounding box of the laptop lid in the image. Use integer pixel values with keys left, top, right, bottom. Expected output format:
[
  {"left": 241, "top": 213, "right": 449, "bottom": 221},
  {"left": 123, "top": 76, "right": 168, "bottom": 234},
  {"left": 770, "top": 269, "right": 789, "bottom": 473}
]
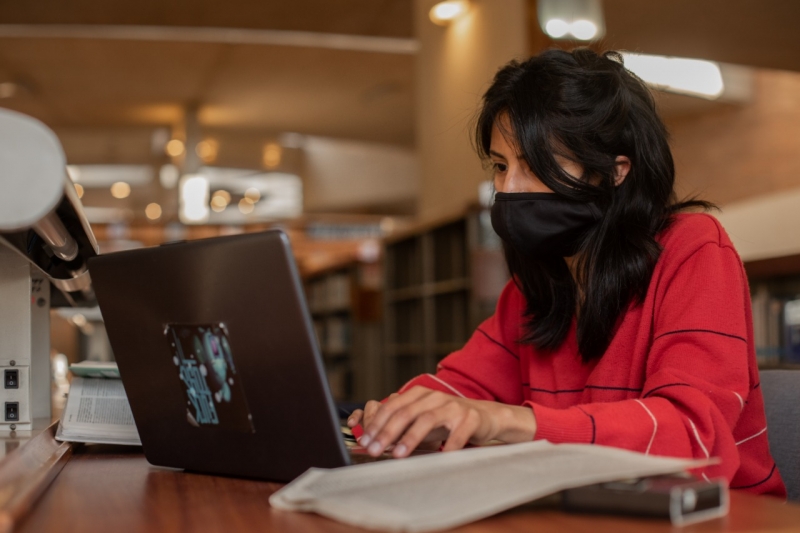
[{"left": 89, "top": 230, "right": 351, "bottom": 481}]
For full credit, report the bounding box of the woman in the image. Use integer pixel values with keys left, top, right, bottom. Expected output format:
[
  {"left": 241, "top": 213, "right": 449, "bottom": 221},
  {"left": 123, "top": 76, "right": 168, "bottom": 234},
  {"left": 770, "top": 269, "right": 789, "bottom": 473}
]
[{"left": 349, "top": 48, "right": 785, "bottom": 497}]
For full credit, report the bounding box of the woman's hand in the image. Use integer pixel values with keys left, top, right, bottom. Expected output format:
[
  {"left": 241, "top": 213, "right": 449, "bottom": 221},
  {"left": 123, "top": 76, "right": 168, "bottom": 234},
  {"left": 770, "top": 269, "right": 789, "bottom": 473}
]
[{"left": 346, "top": 386, "right": 537, "bottom": 458}]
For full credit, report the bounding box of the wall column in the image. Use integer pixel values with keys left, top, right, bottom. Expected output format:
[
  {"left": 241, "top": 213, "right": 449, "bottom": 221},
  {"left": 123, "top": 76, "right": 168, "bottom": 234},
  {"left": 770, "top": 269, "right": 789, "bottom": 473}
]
[{"left": 414, "top": 0, "right": 528, "bottom": 221}]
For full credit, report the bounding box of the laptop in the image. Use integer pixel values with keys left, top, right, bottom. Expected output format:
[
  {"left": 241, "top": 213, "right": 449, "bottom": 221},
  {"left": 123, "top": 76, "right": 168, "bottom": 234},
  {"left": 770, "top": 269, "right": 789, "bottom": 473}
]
[{"left": 89, "top": 230, "right": 367, "bottom": 482}]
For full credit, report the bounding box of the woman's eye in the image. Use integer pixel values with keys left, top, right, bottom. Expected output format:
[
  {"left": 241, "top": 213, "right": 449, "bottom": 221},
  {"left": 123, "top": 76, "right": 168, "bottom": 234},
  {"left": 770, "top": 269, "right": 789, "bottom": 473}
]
[{"left": 492, "top": 162, "right": 507, "bottom": 172}]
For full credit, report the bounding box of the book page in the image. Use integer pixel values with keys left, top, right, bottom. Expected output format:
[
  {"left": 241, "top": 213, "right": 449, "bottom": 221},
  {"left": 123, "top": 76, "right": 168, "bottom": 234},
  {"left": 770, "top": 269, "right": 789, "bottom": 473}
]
[
  {"left": 58, "top": 377, "right": 141, "bottom": 445},
  {"left": 270, "top": 441, "right": 713, "bottom": 532}
]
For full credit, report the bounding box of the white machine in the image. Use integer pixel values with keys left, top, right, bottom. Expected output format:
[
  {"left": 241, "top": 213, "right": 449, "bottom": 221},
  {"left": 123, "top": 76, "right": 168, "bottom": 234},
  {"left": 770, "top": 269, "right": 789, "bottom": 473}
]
[{"left": 0, "top": 108, "right": 98, "bottom": 432}]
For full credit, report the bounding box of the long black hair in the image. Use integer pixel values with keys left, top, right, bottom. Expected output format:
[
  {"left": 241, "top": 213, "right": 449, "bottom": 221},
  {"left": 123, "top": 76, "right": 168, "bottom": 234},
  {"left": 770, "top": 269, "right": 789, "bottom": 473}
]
[{"left": 476, "top": 48, "right": 712, "bottom": 363}]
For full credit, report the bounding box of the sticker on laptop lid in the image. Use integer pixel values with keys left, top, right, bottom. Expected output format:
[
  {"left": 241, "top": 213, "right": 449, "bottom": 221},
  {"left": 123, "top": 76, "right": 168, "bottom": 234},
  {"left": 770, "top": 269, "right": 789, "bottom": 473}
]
[{"left": 164, "top": 323, "right": 255, "bottom": 433}]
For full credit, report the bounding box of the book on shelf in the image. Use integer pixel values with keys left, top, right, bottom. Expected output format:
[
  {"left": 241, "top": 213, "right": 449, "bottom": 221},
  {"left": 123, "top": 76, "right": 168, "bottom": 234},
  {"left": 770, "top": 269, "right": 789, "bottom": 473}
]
[
  {"left": 68, "top": 360, "right": 121, "bottom": 379},
  {"left": 751, "top": 284, "right": 791, "bottom": 366},
  {"left": 56, "top": 365, "right": 141, "bottom": 446},
  {"left": 325, "top": 316, "right": 350, "bottom": 355}
]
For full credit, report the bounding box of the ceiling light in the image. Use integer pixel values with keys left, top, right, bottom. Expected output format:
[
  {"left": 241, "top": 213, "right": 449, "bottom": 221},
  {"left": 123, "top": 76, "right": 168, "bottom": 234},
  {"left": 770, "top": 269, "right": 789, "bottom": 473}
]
[
  {"left": 544, "top": 19, "right": 569, "bottom": 38},
  {"left": 570, "top": 20, "right": 597, "bottom": 40},
  {"left": 429, "top": 1, "right": 469, "bottom": 25},
  {"left": 179, "top": 174, "right": 210, "bottom": 224},
  {"left": 165, "top": 139, "right": 185, "bottom": 157},
  {"left": 74, "top": 183, "right": 84, "bottom": 199},
  {"left": 145, "top": 203, "right": 162, "bottom": 220},
  {"left": 538, "top": 0, "right": 605, "bottom": 41},
  {"left": 238, "top": 198, "right": 255, "bottom": 215},
  {"left": 110, "top": 181, "right": 131, "bottom": 199},
  {"left": 621, "top": 52, "right": 724, "bottom": 99},
  {"left": 211, "top": 202, "right": 226, "bottom": 213}
]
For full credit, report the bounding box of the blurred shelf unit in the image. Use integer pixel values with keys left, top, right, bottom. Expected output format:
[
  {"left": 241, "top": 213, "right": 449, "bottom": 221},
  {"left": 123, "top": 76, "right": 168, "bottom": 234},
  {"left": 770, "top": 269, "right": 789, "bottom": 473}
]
[
  {"left": 744, "top": 254, "right": 800, "bottom": 370},
  {"left": 382, "top": 210, "right": 509, "bottom": 394},
  {"left": 304, "top": 260, "right": 384, "bottom": 403}
]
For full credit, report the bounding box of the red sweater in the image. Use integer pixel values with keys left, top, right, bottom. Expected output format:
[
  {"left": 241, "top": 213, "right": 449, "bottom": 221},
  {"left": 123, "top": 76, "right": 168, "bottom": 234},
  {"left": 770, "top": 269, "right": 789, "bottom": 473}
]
[{"left": 399, "top": 213, "right": 785, "bottom": 497}]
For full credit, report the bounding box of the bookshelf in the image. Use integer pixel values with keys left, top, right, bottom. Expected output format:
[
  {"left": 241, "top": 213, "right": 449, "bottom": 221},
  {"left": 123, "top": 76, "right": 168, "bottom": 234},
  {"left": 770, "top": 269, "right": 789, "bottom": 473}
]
[
  {"left": 744, "top": 254, "right": 800, "bottom": 369},
  {"left": 382, "top": 210, "right": 508, "bottom": 394},
  {"left": 304, "top": 261, "right": 384, "bottom": 403}
]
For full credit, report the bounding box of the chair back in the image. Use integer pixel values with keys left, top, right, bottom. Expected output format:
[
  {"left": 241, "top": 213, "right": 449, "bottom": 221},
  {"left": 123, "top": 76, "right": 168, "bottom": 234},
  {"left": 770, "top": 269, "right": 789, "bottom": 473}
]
[{"left": 759, "top": 369, "right": 800, "bottom": 501}]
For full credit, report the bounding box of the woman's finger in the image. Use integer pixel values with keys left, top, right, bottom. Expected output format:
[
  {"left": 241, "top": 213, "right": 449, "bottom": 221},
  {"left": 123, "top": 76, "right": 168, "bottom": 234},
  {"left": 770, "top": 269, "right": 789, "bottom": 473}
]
[
  {"left": 346, "top": 409, "right": 363, "bottom": 427},
  {"left": 361, "top": 400, "right": 382, "bottom": 428},
  {"left": 442, "top": 409, "right": 481, "bottom": 452},
  {"left": 390, "top": 403, "right": 461, "bottom": 457},
  {"left": 367, "top": 391, "right": 452, "bottom": 455},
  {"left": 360, "top": 387, "right": 433, "bottom": 445}
]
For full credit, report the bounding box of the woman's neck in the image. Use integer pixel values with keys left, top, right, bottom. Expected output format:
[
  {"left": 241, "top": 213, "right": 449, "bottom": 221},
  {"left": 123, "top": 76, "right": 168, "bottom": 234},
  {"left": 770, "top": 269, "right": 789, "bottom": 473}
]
[{"left": 565, "top": 254, "right": 583, "bottom": 315}]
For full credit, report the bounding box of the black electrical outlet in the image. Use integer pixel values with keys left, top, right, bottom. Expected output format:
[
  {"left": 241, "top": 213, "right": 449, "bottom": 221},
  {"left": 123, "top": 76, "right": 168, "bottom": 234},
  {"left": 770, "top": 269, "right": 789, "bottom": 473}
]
[
  {"left": 5, "top": 402, "right": 19, "bottom": 422},
  {"left": 4, "top": 369, "right": 18, "bottom": 389}
]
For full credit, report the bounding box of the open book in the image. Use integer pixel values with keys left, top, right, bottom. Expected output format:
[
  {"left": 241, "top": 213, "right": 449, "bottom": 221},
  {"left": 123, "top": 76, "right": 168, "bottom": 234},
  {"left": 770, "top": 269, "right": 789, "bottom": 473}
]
[
  {"left": 55, "top": 376, "right": 141, "bottom": 446},
  {"left": 270, "top": 441, "right": 719, "bottom": 532}
]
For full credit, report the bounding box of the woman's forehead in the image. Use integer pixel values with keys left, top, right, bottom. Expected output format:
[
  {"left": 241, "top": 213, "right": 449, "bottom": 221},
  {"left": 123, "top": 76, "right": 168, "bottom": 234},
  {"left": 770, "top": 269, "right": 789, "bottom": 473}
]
[{"left": 491, "top": 115, "right": 521, "bottom": 152}]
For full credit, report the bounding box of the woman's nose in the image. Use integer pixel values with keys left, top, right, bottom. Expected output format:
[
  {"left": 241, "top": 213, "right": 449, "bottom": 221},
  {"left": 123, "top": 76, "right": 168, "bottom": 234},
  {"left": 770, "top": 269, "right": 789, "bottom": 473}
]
[{"left": 503, "top": 168, "right": 527, "bottom": 193}]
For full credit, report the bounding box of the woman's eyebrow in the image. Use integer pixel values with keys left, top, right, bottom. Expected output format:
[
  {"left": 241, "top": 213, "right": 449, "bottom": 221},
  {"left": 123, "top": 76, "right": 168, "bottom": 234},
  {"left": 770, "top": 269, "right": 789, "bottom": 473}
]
[{"left": 489, "top": 150, "right": 507, "bottom": 160}]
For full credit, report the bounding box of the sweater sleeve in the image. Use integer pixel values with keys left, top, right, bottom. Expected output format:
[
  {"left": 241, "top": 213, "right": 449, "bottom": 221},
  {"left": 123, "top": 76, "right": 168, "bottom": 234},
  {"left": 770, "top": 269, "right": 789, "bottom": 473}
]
[
  {"left": 528, "top": 242, "right": 751, "bottom": 482},
  {"left": 397, "top": 280, "right": 525, "bottom": 405}
]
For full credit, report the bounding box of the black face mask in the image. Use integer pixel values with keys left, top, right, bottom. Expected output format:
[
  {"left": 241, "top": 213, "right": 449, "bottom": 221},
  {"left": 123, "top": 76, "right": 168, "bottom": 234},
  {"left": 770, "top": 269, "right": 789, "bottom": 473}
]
[{"left": 490, "top": 192, "right": 602, "bottom": 258}]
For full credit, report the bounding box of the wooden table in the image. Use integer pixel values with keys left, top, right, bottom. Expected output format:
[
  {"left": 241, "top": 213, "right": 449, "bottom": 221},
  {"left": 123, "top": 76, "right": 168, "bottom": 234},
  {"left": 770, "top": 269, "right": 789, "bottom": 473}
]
[{"left": 11, "top": 441, "right": 800, "bottom": 533}]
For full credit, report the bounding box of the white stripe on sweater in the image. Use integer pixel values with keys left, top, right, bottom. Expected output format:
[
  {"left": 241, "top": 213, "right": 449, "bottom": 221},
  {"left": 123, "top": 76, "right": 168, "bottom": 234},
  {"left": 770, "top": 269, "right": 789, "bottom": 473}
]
[
  {"left": 736, "top": 427, "right": 767, "bottom": 446},
  {"left": 635, "top": 400, "right": 658, "bottom": 455},
  {"left": 688, "top": 418, "right": 710, "bottom": 458},
  {"left": 733, "top": 391, "right": 745, "bottom": 411}
]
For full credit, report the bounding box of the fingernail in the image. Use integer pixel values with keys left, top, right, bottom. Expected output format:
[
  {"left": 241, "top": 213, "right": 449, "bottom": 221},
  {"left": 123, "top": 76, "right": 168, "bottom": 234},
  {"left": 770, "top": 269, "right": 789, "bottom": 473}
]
[
  {"left": 368, "top": 441, "right": 382, "bottom": 455},
  {"left": 394, "top": 443, "right": 407, "bottom": 457},
  {"left": 359, "top": 434, "right": 371, "bottom": 447},
  {"left": 347, "top": 417, "right": 355, "bottom": 427}
]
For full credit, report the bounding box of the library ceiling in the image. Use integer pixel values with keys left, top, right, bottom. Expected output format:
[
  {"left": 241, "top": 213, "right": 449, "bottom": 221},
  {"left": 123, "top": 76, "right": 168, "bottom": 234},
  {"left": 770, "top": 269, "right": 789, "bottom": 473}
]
[{"left": 0, "top": 0, "right": 797, "bottom": 167}]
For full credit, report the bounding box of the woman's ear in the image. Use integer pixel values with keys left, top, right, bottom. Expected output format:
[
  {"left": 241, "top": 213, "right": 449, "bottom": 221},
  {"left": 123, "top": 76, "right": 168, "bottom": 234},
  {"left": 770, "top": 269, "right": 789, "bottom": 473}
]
[{"left": 614, "top": 156, "right": 631, "bottom": 186}]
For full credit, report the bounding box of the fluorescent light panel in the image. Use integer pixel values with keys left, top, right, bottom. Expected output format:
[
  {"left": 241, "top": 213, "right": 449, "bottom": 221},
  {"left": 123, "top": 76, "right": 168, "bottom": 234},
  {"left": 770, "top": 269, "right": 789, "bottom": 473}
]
[
  {"left": 621, "top": 52, "right": 724, "bottom": 99},
  {"left": 66, "top": 164, "right": 153, "bottom": 187}
]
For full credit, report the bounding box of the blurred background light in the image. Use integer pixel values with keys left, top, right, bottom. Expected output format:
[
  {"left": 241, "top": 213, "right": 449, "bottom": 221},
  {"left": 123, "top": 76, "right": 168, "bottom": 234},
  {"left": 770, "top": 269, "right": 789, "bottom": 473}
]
[
  {"left": 544, "top": 19, "right": 569, "bottom": 38},
  {"left": 179, "top": 174, "right": 210, "bottom": 223},
  {"left": 238, "top": 198, "right": 255, "bottom": 214},
  {"left": 159, "top": 164, "right": 180, "bottom": 189},
  {"left": 211, "top": 190, "right": 231, "bottom": 212},
  {"left": 570, "top": 19, "right": 598, "bottom": 40},
  {"left": 145, "top": 202, "right": 162, "bottom": 220},
  {"left": 166, "top": 138, "right": 185, "bottom": 157},
  {"left": 110, "top": 181, "right": 131, "bottom": 199},
  {"left": 262, "top": 142, "right": 282, "bottom": 169},
  {"left": 195, "top": 139, "right": 219, "bottom": 163},
  {"left": 429, "top": 1, "right": 469, "bottom": 26},
  {"left": 621, "top": 52, "right": 725, "bottom": 99},
  {"left": 538, "top": 0, "right": 605, "bottom": 41},
  {"left": 244, "top": 187, "right": 261, "bottom": 202}
]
